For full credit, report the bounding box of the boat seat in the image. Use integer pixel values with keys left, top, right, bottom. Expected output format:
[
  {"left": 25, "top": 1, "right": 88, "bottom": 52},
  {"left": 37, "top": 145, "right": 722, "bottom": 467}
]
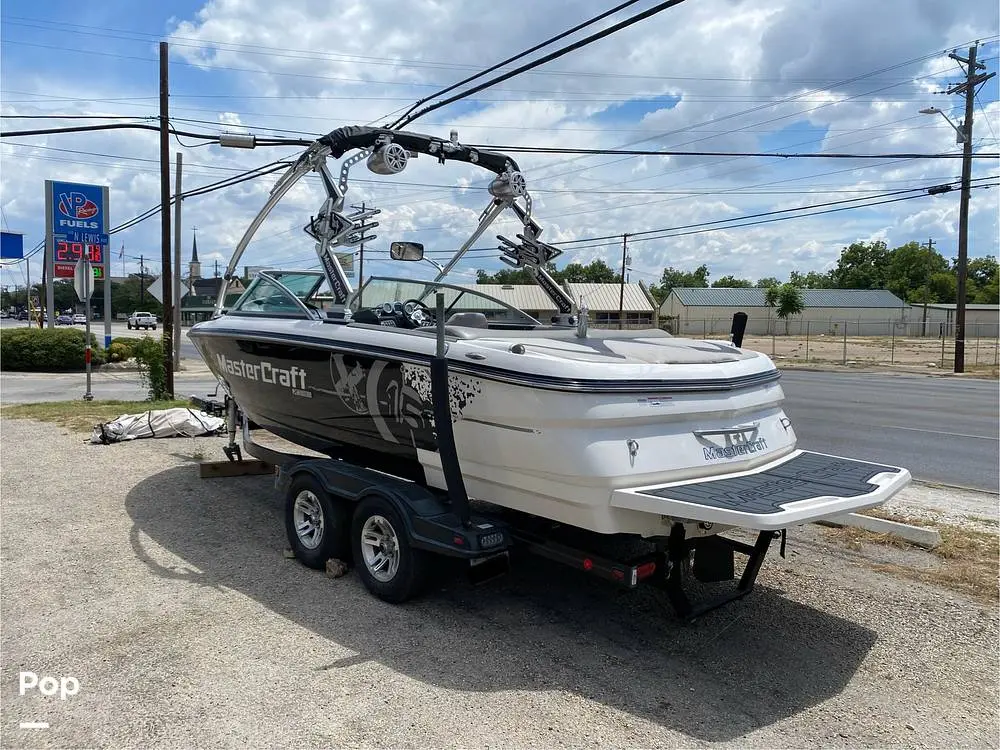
[{"left": 445, "top": 312, "right": 489, "bottom": 328}]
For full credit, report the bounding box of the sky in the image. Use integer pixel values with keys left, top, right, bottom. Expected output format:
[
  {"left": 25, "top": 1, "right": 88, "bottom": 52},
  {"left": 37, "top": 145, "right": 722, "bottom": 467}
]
[{"left": 1, "top": 0, "right": 998, "bottom": 295}]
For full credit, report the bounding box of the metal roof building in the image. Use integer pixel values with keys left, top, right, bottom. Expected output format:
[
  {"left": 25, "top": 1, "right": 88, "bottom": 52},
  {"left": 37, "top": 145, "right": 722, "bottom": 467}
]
[
  {"left": 666, "top": 288, "right": 907, "bottom": 308},
  {"left": 661, "top": 287, "right": 911, "bottom": 337}
]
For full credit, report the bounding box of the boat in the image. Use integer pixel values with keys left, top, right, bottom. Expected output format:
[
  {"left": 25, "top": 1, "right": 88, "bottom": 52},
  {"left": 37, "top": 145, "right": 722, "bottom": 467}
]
[{"left": 188, "top": 125, "right": 911, "bottom": 540}]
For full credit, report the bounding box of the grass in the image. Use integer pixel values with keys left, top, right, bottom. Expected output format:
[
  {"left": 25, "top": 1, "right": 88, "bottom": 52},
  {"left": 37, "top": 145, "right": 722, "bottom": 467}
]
[
  {"left": 823, "top": 517, "right": 999, "bottom": 603},
  {"left": 1, "top": 399, "right": 191, "bottom": 432}
]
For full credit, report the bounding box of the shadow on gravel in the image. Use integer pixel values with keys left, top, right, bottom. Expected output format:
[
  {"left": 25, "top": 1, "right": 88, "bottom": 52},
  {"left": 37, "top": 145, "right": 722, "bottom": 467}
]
[{"left": 126, "top": 466, "right": 877, "bottom": 743}]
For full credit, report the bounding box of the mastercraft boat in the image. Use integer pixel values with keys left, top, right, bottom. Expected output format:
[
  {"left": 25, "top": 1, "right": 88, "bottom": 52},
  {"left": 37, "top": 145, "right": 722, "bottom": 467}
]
[{"left": 188, "top": 125, "right": 911, "bottom": 540}]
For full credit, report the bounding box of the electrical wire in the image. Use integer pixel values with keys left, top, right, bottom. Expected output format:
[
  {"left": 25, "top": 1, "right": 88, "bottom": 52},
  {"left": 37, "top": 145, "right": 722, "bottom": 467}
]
[
  {"left": 386, "top": 0, "right": 642, "bottom": 128},
  {"left": 394, "top": 0, "right": 691, "bottom": 128},
  {"left": 466, "top": 144, "right": 998, "bottom": 159}
]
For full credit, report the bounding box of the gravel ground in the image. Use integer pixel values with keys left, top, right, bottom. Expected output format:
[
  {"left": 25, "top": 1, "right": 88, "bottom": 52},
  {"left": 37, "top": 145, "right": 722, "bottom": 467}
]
[{"left": 1, "top": 417, "right": 997, "bottom": 749}]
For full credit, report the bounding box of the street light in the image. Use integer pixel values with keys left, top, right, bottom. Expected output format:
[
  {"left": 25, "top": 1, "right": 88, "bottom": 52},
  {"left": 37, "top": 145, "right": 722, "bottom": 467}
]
[{"left": 919, "top": 107, "right": 967, "bottom": 143}]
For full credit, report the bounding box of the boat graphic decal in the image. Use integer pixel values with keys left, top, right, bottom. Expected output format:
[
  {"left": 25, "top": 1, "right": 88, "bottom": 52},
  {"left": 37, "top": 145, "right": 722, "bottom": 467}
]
[
  {"left": 329, "top": 353, "right": 369, "bottom": 414},
  {"left": 401, "top": 364, "right": 483, "bottom": 421},
  {"left": 328, "top": 354, "right": 432, "bottom": 447}
]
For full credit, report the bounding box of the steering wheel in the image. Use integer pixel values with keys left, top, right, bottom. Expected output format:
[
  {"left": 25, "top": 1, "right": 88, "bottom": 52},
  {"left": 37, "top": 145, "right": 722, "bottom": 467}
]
[{"left": 401, "top": 298, "right": 435, "bottom": 328}]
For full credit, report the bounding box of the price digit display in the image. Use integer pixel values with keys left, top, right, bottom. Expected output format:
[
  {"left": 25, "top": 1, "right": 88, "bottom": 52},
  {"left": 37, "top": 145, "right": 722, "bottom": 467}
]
[{"left": 55, "top": 240, "right": 104, "bottom": 264}]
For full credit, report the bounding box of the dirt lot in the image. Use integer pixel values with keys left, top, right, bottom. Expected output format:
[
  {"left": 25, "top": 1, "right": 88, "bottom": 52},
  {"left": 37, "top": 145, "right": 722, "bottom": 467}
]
[
  {"left": 2, "top": 418, "right": 998, "bottom": 749},
  {"left": 741, "top": 334, "right": 1000, "bottom": 375}
]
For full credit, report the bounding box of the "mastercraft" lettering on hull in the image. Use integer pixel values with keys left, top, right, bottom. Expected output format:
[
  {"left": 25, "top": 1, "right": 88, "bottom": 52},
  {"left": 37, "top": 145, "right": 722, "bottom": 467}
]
[{"left": 216, "top": 354, "right": 307, "bottom": 390}]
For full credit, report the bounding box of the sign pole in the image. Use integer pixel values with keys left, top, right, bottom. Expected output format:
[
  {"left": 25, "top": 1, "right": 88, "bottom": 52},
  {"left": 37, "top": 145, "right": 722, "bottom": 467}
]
[
  {"left": 83, "top": 257, "right": 94, "bottom": 401},
  {"left": 44, "top": 181, "right": 55, "bottom": 328},
  {"left": 103, "top": 185, "right": 111, "bottom": 349}
]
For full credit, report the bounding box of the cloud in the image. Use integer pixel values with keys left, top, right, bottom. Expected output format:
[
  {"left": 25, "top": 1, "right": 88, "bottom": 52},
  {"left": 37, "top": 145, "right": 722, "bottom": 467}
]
[{"left": 1, "top": 0, "right": 997, "bottom": 292}]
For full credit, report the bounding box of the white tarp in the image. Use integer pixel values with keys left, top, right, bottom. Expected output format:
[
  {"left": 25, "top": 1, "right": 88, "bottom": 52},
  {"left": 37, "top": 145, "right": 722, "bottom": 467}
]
[{"left": 90, "top": 407, "right": 225, "bottom": 444}]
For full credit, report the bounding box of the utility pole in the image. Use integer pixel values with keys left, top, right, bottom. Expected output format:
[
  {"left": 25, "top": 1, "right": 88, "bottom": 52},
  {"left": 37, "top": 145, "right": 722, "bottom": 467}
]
[
  {"left": 944, "top": 42, "right": 995, "bottom": 373},
  {"left": 158, "top": 40, "right": 175, "bottom": 395},
  {"left": 922, "top": 237, "right": 935, "bottom": 336},
  {"left": 173, "top": 151, "right": 183, "bottom": 372},
  {"left": 139, "top": 255, "right": 145, "bottom": 306},
  {"left": 617, "top": 234, "right": 629, "bottom": 329}
]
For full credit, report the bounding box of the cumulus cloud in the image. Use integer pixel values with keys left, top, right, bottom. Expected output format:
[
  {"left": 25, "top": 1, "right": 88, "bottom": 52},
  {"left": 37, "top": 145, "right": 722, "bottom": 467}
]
[{"left": 1, "top": 0, "right": 997, "bottom": 290}]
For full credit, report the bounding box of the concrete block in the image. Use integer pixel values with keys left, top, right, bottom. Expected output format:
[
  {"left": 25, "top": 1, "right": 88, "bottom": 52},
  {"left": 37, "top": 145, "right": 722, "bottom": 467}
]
[{"left": 817, "top": 512, "right": 942, "bottom": 549}]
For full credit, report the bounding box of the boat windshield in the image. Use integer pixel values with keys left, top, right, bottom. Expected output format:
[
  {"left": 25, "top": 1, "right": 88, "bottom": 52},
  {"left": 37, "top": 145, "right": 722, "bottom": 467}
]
[
  {"left": 349, "top": 276, "right": 543, "bottom": 327},
  {"left": 227, "top": 271, "right": 327, "bottom": 317}
]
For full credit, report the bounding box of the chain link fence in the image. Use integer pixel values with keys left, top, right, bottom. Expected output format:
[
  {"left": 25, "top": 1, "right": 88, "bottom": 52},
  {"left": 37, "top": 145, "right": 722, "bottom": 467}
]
[{"left": 667, "top": 318, "right": 999, "bottom": 369}]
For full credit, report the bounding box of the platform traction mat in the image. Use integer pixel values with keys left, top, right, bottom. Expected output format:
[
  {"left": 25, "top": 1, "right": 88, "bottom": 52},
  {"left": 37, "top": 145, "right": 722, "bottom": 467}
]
[{"left": 637, "top": 452, "right": 902, "bottom": 515}]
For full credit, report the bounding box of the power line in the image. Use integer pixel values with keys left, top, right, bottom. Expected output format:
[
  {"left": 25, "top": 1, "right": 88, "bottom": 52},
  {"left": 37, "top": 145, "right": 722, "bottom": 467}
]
[
  {"left": 465, "top": 144, "right": 998, "bottom": 159},
  {"left": 394, "top": 0, "right": 692, "bottom": 128},
  {"left": 386, "top": 0, "right": 643, "bottom": 127}
]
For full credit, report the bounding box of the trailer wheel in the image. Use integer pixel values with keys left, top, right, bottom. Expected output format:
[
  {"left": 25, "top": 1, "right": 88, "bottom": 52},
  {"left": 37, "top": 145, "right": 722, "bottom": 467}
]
[
  {"left": 351, "top": 495, "right": 428, "bottom": 603},
  {"left": 284, "top": 474, "right": 350, "bottom": 569}
]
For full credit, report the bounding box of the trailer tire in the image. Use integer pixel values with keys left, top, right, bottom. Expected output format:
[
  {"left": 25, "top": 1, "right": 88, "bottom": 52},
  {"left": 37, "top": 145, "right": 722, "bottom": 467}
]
[
  {"left": 284, "top": 474, "right": 350, "bottom": 569},
  {"left": 351, "top": 495, "right": 428, "bottom": 603}
]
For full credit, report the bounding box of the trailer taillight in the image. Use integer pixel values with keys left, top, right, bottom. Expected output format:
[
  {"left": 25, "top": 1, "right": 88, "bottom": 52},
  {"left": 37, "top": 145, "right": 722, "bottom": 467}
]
[{"left": 636, "top": 561, "right": 657, "bottom": 580}]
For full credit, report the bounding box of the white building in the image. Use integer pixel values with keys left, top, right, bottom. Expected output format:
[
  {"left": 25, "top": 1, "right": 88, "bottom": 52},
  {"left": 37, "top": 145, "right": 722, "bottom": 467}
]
[
  {"left": 908, "top": 303, "right": 999, "bottom": 337},
  {"left": 660, "top": 287, "right": 910, "bottom": 336}
]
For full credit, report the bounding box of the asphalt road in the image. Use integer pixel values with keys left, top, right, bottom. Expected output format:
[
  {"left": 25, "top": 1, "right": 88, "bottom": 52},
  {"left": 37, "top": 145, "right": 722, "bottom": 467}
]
[{"left": 780, "top": 370, "right": 999, "bottom": 492}]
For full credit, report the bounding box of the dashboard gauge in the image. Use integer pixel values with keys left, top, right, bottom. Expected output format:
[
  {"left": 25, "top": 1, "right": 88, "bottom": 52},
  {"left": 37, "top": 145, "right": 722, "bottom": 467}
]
[
  {"left": 381, "top": 302, "right": 394, "bottom": 315},
  {"left": 403, "top": 301, "right": 416, "bottom": 314}
]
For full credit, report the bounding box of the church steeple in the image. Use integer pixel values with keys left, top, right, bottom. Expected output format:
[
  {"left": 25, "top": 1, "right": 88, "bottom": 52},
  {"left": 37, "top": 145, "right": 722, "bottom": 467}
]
[{"left": 189, "top": 227, "right": 202, "bottom": 281}]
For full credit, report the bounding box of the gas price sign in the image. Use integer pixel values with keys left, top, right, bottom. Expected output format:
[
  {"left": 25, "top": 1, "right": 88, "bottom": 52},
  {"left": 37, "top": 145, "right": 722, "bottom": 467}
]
[{"left": 46, "top": 181, "right": 110, "bottom": 278}]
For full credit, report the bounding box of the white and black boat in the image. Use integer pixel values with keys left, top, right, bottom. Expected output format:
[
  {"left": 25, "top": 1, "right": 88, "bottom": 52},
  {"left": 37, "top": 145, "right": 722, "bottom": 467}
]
[{"left": 188, "top": 126, "right": 911, "bottom": 616}]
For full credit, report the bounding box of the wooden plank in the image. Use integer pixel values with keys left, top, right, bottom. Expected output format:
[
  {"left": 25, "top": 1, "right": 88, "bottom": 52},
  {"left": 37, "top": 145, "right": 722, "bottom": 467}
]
[{"left": 199, "top": 459, "right": 275, "bottom": 479}]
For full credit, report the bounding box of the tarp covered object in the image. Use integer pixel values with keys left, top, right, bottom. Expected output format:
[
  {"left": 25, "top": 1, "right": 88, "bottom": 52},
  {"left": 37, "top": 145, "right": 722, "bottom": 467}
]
[{"left": 90, "top": 407, "right": 225, "bottom": 444}]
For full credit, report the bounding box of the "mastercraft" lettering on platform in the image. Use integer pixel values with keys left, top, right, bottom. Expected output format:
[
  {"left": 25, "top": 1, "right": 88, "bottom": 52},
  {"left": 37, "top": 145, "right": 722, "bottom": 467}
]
[
  {"left": 216, "top": 354, "right": 307, "bottom": 390},
  {"left": 702, "top": 437, "right": 768, "bottom": 461}
]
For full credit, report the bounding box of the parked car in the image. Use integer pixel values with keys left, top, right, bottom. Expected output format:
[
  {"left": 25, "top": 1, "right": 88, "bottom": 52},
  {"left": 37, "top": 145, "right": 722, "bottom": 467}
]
[
  {"left": 16, "top": 310, "right": 28, "bottom": 321},
  {"left": 73, "top": 313, "right": 87, "bottom": 324},
  {"left": 55, "top": 314, "right": 74, "bottom": 326},
  {"left": 127, "top": 311, "right": 157, "bottom": 330}
]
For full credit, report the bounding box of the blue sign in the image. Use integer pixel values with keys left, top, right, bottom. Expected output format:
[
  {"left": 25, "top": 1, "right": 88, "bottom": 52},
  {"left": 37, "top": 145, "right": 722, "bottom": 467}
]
[
  {"left": 0, "top": 231, "right": 23, "bottom": 260},
  {"left": 49, "top": 180, "right": 106, "bottom": 248},
  {"left": 66, "top": 229, "right": 109, "bottom": 247}
]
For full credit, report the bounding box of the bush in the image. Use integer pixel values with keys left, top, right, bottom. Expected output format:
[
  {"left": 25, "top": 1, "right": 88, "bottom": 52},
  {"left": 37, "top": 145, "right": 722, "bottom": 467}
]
[
  {"left": 0, "top": 328, "right": 105, "bottom": 371},
  {"left": 109, "top": 336, "right": 142, "bottom": 359},
  {"left": 131, "top": 337, "right": 169, "bottom": 400},
  {"left": 107, "top": 342, "right": 131, "bottom": 362}
]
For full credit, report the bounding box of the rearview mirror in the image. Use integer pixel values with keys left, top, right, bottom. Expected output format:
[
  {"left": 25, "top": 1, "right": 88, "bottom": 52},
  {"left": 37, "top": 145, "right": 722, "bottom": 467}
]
[{"left": 389, "top": 241, "right": 424, "bottom": 261}]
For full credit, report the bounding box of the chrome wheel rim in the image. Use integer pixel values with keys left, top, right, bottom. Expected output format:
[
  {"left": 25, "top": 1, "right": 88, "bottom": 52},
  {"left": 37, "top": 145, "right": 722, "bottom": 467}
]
[
  {"left": 360, "top": 514, "right": 400, "bottom": 582},
  {"left": 293, "top": 490, "right": 325, "bottom": 550}
]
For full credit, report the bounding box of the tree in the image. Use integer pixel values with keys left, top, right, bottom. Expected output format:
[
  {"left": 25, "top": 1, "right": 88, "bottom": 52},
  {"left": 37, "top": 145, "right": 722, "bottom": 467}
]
[
  {"left": 765, "top": 283, "right": 805, "bottom": 334},
  {"left": 755, "top": 277, "right": 780, "bottom": 288},
  {"left": 648, "top": 264, "right": 709, "bottom": 305},
  {"left": 967, "top": 256, "right": 998, "bottom": 303},
  {"left": 973, "top": 275, "right": 999, "bottom": 304},
  {"left": 476, "top": 262, "right": 558, "bottom": 285},
  {"left": 788, "top": 270, "right": 835, "bottom": 288},
  {"left": 476, "top": 267, "right": 536, "bottom": 285},
  {"left": 555, "top": 259, "right": 621, "bottom": 284},
  {"left": 829, "top": 240, "right": 890, "bottom": 289},
  {"left": 883, "top": 241, "right": 949, "bottom": 303},
  {"left": 711, "top": 275, "right": 753, "bottom": 288}
]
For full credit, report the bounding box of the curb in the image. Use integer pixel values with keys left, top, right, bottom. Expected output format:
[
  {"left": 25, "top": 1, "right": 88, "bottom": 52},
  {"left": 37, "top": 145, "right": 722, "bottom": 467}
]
[{"left": 815, "top": 513, "right": 942, "bottom": 549}]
